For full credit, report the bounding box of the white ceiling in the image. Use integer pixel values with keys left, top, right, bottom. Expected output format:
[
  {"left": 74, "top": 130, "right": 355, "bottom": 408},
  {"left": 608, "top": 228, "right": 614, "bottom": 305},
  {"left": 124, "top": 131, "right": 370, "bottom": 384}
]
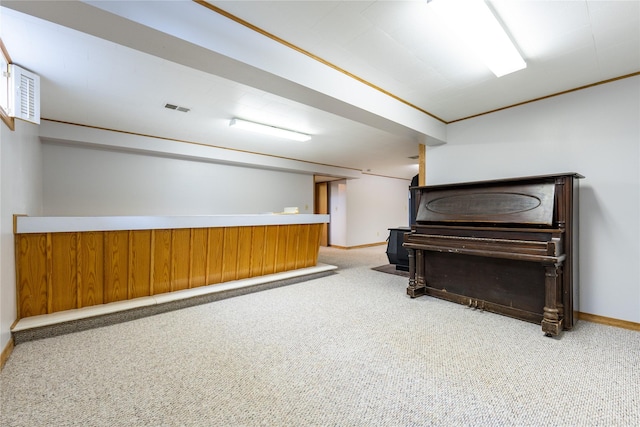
[{"left": 1, "top": 0, "right": 639, "bottom": 179}]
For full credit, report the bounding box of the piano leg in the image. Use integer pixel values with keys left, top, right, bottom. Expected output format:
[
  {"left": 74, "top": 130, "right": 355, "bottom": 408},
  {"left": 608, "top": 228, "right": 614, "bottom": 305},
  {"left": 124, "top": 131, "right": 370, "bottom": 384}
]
[
  {"left": 542, "top": 262, "right": 565, "bottom": 336},
  {"left": 406, "top": 248, "right": 426, "bottom": 298}
]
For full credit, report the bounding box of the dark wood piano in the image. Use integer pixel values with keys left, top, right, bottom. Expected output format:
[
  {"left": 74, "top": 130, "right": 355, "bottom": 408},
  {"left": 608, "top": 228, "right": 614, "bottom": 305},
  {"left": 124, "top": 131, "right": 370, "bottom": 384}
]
[{"left": 403, "top": 173, "right": 583, "bottom": 336}]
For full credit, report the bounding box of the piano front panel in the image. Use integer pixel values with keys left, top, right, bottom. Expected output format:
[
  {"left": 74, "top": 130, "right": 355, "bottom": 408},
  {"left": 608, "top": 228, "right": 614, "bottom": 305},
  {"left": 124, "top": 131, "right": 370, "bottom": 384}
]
[{"left": 423, "top": 252, "right": 546, "bottom": 323}]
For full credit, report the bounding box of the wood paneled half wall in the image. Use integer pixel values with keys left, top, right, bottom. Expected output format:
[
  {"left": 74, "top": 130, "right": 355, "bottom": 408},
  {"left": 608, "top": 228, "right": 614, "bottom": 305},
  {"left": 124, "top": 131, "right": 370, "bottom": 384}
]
[{"left": 14, "top": 215, "right": 329, "bottom": 319}]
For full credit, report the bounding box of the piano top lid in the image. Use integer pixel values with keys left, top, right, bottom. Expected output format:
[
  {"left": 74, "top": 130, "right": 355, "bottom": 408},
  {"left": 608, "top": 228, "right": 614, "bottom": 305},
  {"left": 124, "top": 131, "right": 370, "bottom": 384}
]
[
  {"left": 410, "top": 172, "right": 584, "bottom": 191},
  {"left": 415, "top": 177, "right": 572, "bottom": 226}
]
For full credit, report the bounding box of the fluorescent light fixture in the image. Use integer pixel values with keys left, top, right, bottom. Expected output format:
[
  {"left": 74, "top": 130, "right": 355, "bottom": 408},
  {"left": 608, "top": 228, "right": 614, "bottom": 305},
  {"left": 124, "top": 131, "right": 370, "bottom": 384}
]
[
  {"left": 429, "top": 0, "right": 526, "bottom": 77},
  {"left": 229, "top": 118, "right": 311, "bottom": 142}
]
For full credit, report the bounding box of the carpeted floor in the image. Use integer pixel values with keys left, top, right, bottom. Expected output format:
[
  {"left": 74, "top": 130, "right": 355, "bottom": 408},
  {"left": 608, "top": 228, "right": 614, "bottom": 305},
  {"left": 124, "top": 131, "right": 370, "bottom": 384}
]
[{"left": 1, "top": 245, "right": 638, "bottom": 426}]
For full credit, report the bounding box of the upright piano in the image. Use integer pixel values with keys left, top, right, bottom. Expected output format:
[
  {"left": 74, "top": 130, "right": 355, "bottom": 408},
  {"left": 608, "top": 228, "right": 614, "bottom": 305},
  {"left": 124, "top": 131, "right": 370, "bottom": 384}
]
[{"left": 403, "top": 173, "right": 583, "bottom": 336}]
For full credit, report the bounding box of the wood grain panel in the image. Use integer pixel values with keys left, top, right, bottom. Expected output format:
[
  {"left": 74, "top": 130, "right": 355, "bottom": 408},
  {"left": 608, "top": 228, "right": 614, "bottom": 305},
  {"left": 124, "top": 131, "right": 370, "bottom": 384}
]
[
  {"left": 16, "top": 234, "right": 48, "bottom": 318},
  {"left": 15, "top": 221, "right": 324, "bottom": 318},
  {"left": 222, "top": 227, "right": 239, "bottom": 282},
  {"left": 236, "top": 226, "right": 253, "bottom": 280},
  {"left": 302, "top": 224, "right": 317, "bottom": 267},
  {"left": 274, "top": 225, "right": 289, "bottom": 273},
  {"left": 207, "top": 228, "right": 224, "bottom": 285},
  {"left": 190, "top": 228, "right": 208, "bottom": 288},
  {"left": 312, "top": 223, "right": 322, "bottom": 261},
  {"left": 171, "top": 228, "right": 191, "bottom": 291},
  {"left": 46, "top": 233, "right": 52, "bottom": 313},
  {"left": 152, "top": 229, "right": 172, "bottom": 295},
  {"left": 296, "top": 224, "right": 311, "bottom": 268},
  {"left": 129, "top": 230, "right": 151, "bottom": 299},
  {"left": 75, "top": 233, "right": 82, "bottom": 310},
  {"left": 250, "top": 226, "right": 266, "bottom": 277},
  {"left": 296, "top": 224, "right": 308, "bottom": 268},
  {"left": 305, "top": 224, "right": 321, "bottom": 267},
  {"left": 263, "top": 225, "right": 279, "bottom": 275},
  {"left": 104, "top": 231, "right": 129, "bottom": 303},
  {"left": 285, "top": 225, "right": 300, "bottom": 271},
  {"left": 50, "top": 233, "right": 77, "bottom": 313},
  {"left": 301, "top": 225, "right": 313, "bottom": 267},
  {"left": 304, "top": 224, "right": 322, "bottom": 267},
  {"left": 79, "top": 232, "right": 104, "bottom": 307}
]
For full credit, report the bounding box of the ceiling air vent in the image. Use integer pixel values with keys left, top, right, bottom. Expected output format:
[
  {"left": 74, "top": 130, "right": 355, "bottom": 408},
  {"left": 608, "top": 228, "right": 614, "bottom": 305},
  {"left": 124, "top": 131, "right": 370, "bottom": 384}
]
[
  {"left": 7, "top": 64, "right": 40, "bottom": 124},
  {"left": 164, "top": 103, "right": 190, "bottom": 113}
]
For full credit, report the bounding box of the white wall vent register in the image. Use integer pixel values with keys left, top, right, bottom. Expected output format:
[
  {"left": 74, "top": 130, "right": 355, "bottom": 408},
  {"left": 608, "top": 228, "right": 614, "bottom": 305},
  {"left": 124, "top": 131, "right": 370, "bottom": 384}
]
[{"left": 6, "top": 64, "right": 40, "bottom": 124}]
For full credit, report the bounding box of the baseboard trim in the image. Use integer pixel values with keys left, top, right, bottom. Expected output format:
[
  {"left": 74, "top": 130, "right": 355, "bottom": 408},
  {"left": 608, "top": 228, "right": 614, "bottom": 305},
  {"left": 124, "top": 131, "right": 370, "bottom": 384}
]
[
  {"left": 330, "top": 242, "right": 386, "bottom": 250},
  {"left": 578, "top": 312, "right": 640, "bottom": 331},
  {"left": 1, "top": 337, "right": 14, "bottom": 371}
]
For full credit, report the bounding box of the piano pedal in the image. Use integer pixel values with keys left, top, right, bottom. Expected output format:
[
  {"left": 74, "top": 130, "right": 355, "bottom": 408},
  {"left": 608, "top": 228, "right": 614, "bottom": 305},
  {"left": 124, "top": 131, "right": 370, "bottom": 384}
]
[{"left": 467, "top": 299, "right": 484, "bottom": 311}]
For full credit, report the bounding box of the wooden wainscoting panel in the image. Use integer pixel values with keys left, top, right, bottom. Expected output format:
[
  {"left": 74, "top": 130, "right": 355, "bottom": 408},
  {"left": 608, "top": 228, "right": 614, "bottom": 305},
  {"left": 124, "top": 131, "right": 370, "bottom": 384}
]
[
  {"left": 299, "top": 224, "right": 312, "bottom": 268},
  {"left": 206, "top": 228, "right": 224, "bottom": 285},
  {"left": 306, "top": 224, "right": 322, "bottom": 267},
  {"left": 46, "top": 234, "right": 52, "bottom": 313},
  {"left": 236, "top": 226, "right": 253, "bottom": 280},
  {"left": 104, "top": 231, "right": 129, "bottom": 303},
  {"left": 285, "top": 225, "right": 300, "bottom": 271},
  {"left": 16, "top": 234, "right": 48, "bottom": 318},
  {"left": 263, "top": 225, "right": 279, "bottom": 275},
  {"left": 78, "top": 232, "right": 104, "bottom": 308},
  {"left": 50, "top": 232, "right": 77, "bottom": 313},
  {"left": 171, "top": 228, "right": 191, "bottom": 291},
  {"left": 274, "top": 225, "right": 289, "bottom": 273},
  {"left": 76, "top": 233, "right": 82, "bottom": 310},
  {"left": 222, "top": 227, "right": 239, "bottom": 282},
  {"left": 128, "top": 230, "right": 152, "bottom": 299},
  {"left": 296, "top": 224, "right": 311, "bottom": 268},
  {"left": 152, "top": 229, "right": 172, "bottom": 295},
  {"left": 15, "top": 221, "right": 325, "bottom": 319},
  {"left": 190, "top": 228, "right": 208, "bottom": 288},
  {"left": 250, "top": 226, "right": 266, "bottom": 277}
]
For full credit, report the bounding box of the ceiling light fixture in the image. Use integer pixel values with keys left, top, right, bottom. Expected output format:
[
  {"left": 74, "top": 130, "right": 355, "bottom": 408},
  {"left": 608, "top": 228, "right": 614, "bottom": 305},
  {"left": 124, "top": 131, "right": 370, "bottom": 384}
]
[
  {"left": 428, "top": 0, "right": 526, "bottom": 77},
  {"left": 229, "top": 118, "right": 311, "bottom": 142}
]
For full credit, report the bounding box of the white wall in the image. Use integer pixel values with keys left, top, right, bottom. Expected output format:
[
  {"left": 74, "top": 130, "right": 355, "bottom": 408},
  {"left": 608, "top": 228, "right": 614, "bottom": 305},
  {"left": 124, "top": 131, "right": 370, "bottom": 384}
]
[
  {"left": 42, "top": 142, "right": 314, "bottom": 216},
  {"left": 346, "top": 174, "right": 410, "bottom": 247},
  {"left": 328, "top": 175, "right": 411, "bottom": 248},
  {"left": 1, "top": 119, "right": 43, "bottom": 352},
  {"left": 427, "top": 76, "right": 640, "bottom": 323}
]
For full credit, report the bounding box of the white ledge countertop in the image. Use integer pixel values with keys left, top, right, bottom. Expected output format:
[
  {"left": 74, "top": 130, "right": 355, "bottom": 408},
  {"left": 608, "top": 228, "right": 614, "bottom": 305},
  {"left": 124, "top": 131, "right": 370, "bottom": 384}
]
[{"left": 15, "top": 214, "right": 330, "bottom": 234}]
